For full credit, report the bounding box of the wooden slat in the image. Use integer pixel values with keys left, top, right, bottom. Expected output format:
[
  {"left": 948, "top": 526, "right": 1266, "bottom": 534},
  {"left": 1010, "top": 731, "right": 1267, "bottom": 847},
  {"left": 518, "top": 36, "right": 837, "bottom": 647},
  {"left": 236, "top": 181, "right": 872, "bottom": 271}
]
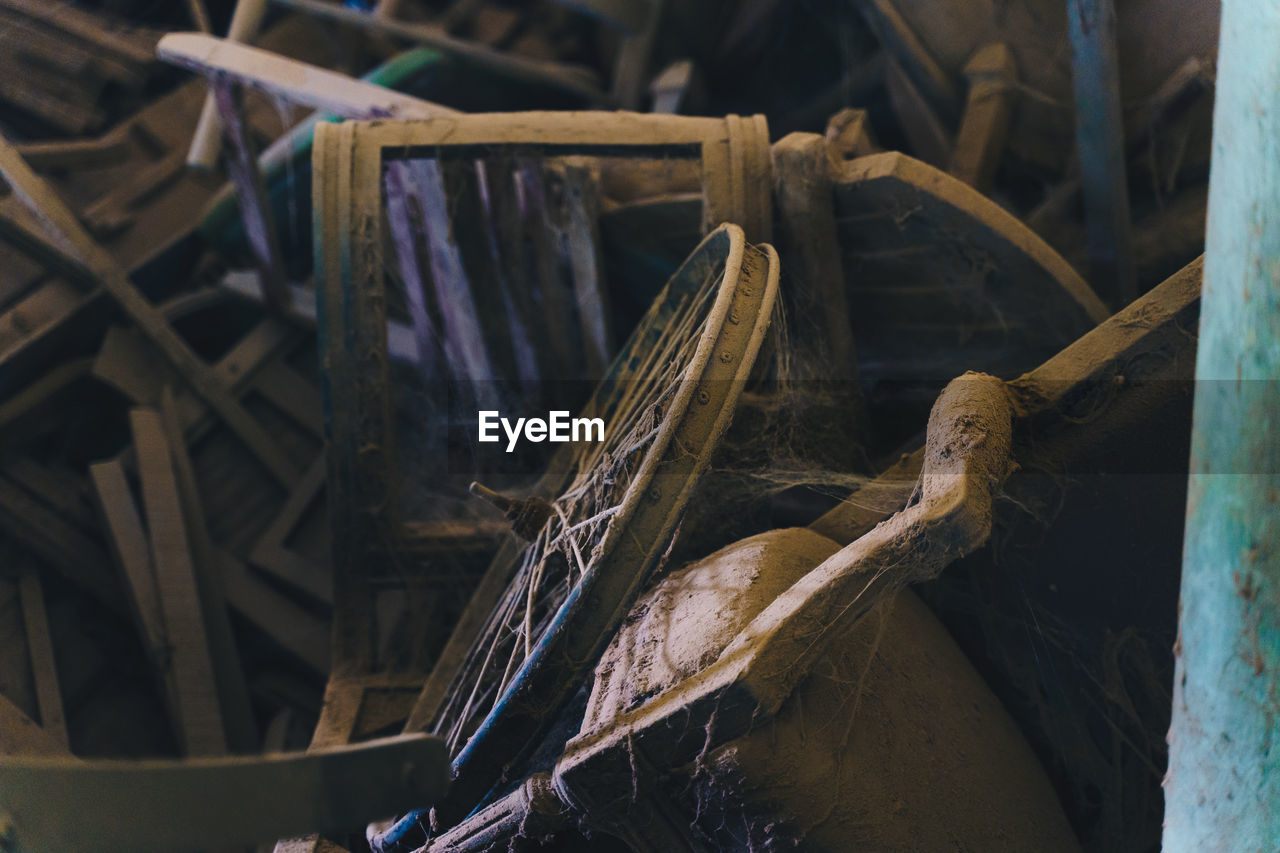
[
  {"left": 475, "top": 156, "right": 544, "bottom": 393},
  {"left": 556, "top": 160, "right": 613, "bottom": 377},
  {"left": 314, "top": 120, "right": 383, "bottom": 679},
  {"left": 0, "top": 135, "right": 301, "bottom": 489},
  {"left": 88, "top": 459, "right": 172, "bottom": 700},
  {"left": 0, "top": 691, "right": 64, "bottom": 756},
  {"left": 95, "top": 317, "right": 303, "bottom": 467},
  {"left": 824, "top": 107, "right": 879, "bottom": 163},
  {"left": 263, "top": 0, "right": 604, "bottom": 102},
  {"left": 159, "top": 387, "right": 258, "bottom": 752},
  {"left": 252, "top": 359, "right": 323, "bottom": 439},
  {"left": 220, "top": 552, "right": 330, "bottom": 678},
  {"left": 249, "top": 455, "right": 332, "bottom": 605},
  {"left": 212, "top": 78, "right": 291, "bottom": 315},
  {"left": 851, "top": 0, "right": 957, "bottom": 112},
  {"left": 608, "top": 0, "right": 663, "bottom": 110},
  {"left": 2, "top": 456, "right": 96, "bottom": 534},
  {"left": 220, "top": 275, "right": 421, "bottom": 363},
  {"left": 772, "top": 132, "right": 859, "bottom": 381},
  {"left": 0, "top": 0, "right": 158, "bottom": 66},
  {"left": 159, "top": 32, "right": 453, "bottom": 122},
  {"left": 17, "top": 576, "right": 68, "bottom": 750},
  {"left": 884, "top": 57, "right": 952, "bottom": 168},
  {"left": 519, "top": 159, "right": 579, "bottom": 384},
  {"left": 0, "top": 733, "right": 448, "bottom": 852},
  {"left": 948, "top": 43, "right": 1017, "bottom": 193},
  {"left": 131, "top": 407, "right": 227, "bottom": 756},
  {"left": 186, "top": 0, "right": 270, "bottom": 169},
  {"left": 0, "top": 475, "right": 122, "bottom": 614},
  {"left": 383, "top": 160, "right": 445, "bottom": 386},
  {"left": 406, "top": 159, "right": 499, "bottom": 396},
  {"left": 15, "top": 132, "right": 131, "bottom": 171}
]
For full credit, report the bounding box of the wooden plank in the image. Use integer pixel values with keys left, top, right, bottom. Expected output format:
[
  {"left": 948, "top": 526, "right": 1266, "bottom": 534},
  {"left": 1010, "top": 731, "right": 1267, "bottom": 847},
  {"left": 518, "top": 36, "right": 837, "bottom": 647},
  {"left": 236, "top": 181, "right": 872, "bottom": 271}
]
[
  {"left": 884, "top": 57, "right": 952, "bottom": 168},
  {"left": 220, "top": 274, "right": 420, "bottom": 363},
  {"left": 402, "top": 537, "right": 520, "bottom": 734},
  {"left": 0, "top": 474, "right": 122, "bottom": 614},
  {"left": 1067, "top": 0, "right": 1135, "bottom": 307},
  {"left": 555, "top": 160, "right": 613, "bottom": 377},
  {"left": 266, "top": 0, "right": 605, "bottom": 102},
  {"left": 187, "top": 0, "right": 271, "bottom": 170},
  {"left": 131, "top": 407, "right": 227, "bottom": 756},
  {"left": 519, "top": 159, "right": 580, "bottom": 384},
  {"left": 608, "top": 0, "right": 663, "bottom": 110},
  {"left": 253, "top": 359, "right": 323, "bottom": 439},
  {"left": 220, "top": 551, "right": 330, "bottom": 678},
  {"left": 405, "top": 158, "right": 499, "bottom": 403},
  {"left": 811, "top": 256, "right": 1202, "bottom": 544},
  {"left": 314, "top": 120, "right": 387, "bottom": 680},
  {"left": 88, "top": 460, "right": 172, "bottom": 684},
  {"left": 1125, "top": 56, "right": 1213, "bottom": 147},
  {"left": 1, "top": 16, "right": 123, "bottom": 83},
  {"left": 0, "top": 359, "right": 92, "bottom": 435},
  {"left": 0, "top": 202, "right": 91, "bottom": 284},
  {"left": 0, "top": 17, "right": 373, "bottom": 391},
  {"left": 16, "top": 132, "right": 131, "bottom": 171},
  {"left": 334, "top": 110, "right": 771, "bottom": 240},
  {"left": 475, "top": 156, "right": 545, "bottom": 393},
  {"left": 17, "top": 576, "right": 68, "bottom": 750},
  {"left": 0, "top": 0, "right": 158, "bottom": 66},
  {"left": 383, "top": 160, "right": 445, "bottom": 387},
  {"left": 948, "top": 43, "right": 1017, "bottom": 193},
  {"left": 0, "top": 56, "right": 102, "bottom": 133},
  {"left": 212, "top": 78, "right": 292, "bottom": 316},
  {"left": 185, "top": 0, "right": 213, "bottom": 33},
  {"left": 2, "top": 456, "right": 96, "bottom": 534},
  {"left": 0, "top": 691, "right": 64, "bottom": 756},
  {"left": 95, "top": 317, "right": 302, "bottom": 477},
  {"left": 160, "top": 386, "right": 259, "bottom": 752},
  {"left": 80, "top": 149, "right": 187, "bottom": 240},
  {"left": 773, "top": 133, "right": 858, "bottom": 380},
  {"left": 649, "top": 59, "right": 701, "bottom": 115},
  {"left": 432, "top": 159, "right": 522, "bottom": 395},
  {"left": 249, "top": 454, "right": 332, "bottom": 605},
  {"left": 829, "top": 150, "right": 1111, "bottom": 434},
  {"left": 0, "top": 733, "right": 448, "bottom": 852},
  {"left": 851, "top": 0, "right": 957, "bottom": 113},
  {"left": 159, "top": 33, "right": 455, "bottom": 121},
  {"left": 270, "top": 676, "right": 387, "bottom": 853},
  {"left": 91, "top": 325, "right": 175, "bottom": 407},
  {"left": 0, "top": 135, "right": 301, "bottom": 489},
  {"left": 833, "top": 151, "right": 1109, "bottom": 377}
]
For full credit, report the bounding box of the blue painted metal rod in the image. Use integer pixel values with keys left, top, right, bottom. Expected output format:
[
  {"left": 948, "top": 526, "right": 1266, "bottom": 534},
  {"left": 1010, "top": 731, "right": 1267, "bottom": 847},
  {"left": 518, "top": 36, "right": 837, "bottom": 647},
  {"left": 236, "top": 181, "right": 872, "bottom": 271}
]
[
  {"left": 1164, "top": 0, "right": 1280, "bottom": 848},
  {"left": 1066, "top": 0, "right": 1135, "bottom": 308}
]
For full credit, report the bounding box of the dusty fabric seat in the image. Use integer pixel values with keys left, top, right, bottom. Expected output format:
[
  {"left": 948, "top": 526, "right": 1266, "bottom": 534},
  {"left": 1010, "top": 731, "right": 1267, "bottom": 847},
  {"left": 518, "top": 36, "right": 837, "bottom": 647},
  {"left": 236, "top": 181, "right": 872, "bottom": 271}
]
[{"left": 582, "top": 527, "right": 1082, "bottom": 852}]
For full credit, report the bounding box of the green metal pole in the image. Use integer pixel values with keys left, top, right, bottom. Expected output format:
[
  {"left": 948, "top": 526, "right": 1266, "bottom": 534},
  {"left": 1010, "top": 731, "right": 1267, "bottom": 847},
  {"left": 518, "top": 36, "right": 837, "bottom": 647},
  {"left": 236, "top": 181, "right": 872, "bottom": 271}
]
[{"left": 1164, "top": 1, "right": 1280, "bottom": 849}]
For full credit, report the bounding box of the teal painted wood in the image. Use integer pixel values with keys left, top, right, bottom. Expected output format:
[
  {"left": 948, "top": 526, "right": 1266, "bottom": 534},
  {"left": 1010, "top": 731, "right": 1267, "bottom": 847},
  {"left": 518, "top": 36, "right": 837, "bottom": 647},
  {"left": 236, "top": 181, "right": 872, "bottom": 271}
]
[
  {"left": 1165, "top": 1, "right": 1280, "bottom": 849},
  {"left": 199, "top": 48, "right": 443, "bottom": 258}
]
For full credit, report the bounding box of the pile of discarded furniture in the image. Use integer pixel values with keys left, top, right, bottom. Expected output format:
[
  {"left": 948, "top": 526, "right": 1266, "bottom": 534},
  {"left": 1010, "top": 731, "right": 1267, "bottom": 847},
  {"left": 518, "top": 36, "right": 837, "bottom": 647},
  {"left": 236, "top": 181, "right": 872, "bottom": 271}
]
[{"left": 0, "top": 1, "right": 1214, "bottom": 851}]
